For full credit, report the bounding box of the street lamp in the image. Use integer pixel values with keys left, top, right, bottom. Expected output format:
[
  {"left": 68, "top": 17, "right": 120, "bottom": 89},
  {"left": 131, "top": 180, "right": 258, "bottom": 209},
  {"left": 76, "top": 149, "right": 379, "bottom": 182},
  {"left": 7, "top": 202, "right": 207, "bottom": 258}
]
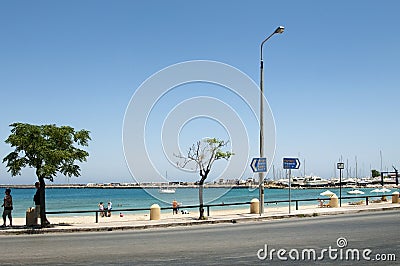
[{"left": 259, "top": 26, "right": 284, "bottom": 215}]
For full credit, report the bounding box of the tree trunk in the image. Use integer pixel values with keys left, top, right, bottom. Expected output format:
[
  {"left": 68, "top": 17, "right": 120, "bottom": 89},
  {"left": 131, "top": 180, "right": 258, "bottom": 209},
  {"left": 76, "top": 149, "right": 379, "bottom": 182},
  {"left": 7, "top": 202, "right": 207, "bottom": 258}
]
[
  {"left": 38, "top": 177, "right": 48, "bottom": 227},
  {"left": 198, "top": 182, "right": 205, "bottom": 219}
]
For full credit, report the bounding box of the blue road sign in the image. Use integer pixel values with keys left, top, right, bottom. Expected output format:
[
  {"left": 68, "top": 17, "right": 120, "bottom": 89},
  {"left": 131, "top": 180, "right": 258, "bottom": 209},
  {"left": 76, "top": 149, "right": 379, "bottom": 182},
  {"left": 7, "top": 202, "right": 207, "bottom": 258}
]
[
  {"left": 250, "top": 157, "right": 267, "bottom": 172},
  {"left": 283, "top": 158, "right": 301, "bottom": 169}
]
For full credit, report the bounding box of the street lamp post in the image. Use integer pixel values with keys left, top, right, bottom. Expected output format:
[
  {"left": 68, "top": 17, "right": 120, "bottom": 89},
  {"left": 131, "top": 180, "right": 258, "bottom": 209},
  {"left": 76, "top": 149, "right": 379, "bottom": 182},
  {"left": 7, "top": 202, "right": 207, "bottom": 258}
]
[
  {"left": 337, "top": 162, "right": 345, "bottom": 207},
  {"left": 259, "top": 26, "right": 284, "bottom": 215}
]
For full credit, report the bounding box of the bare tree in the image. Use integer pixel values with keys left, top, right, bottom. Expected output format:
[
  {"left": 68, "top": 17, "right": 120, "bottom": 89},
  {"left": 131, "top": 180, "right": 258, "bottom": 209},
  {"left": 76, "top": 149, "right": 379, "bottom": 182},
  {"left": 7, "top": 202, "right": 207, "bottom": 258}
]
[{"left": 176, "top": 138, "right": 233, "bottom": 219}]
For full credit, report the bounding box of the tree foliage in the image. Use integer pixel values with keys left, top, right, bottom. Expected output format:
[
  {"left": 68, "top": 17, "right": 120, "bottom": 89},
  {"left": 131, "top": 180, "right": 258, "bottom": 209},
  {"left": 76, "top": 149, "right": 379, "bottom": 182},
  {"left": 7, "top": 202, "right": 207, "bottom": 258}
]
[
  {"left": 3, "top": 123, "right": 90, "bottom": 181},
  {"left": 371, "top": 169, "right": 380, "bottom": 178},
  {"left": 176, "top": 138, "right": 233, "bottom": 219},
  {"left": 2, "top": 123, "right": 90, "bottom": 226}
]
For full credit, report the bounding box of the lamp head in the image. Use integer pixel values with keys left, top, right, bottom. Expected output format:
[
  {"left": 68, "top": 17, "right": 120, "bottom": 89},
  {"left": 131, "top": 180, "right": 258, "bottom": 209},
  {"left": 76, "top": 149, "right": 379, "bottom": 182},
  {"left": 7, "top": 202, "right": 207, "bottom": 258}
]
[{"left": 274, "top": 26, "right": 285, "bottom": 34}]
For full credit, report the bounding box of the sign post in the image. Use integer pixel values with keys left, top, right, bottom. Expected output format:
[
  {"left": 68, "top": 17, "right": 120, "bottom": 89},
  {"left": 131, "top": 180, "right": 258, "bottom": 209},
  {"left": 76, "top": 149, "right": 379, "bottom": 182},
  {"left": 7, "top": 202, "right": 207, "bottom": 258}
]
[
  {"left": 337, "top": 162, "right": 344, "bottom": 207},
  {"left": 288, "top": 169, "right": 292, "bottom": 213},
  {"left": 283, "top": 158, "right": 301, "bottom": 213}
]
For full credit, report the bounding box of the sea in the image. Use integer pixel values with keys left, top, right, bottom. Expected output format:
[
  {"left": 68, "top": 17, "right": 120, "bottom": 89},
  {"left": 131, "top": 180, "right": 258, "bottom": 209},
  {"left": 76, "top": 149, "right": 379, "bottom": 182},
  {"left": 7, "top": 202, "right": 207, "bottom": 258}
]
[{"left": 2, "top": 187, "right": 394, "bottom": 218}]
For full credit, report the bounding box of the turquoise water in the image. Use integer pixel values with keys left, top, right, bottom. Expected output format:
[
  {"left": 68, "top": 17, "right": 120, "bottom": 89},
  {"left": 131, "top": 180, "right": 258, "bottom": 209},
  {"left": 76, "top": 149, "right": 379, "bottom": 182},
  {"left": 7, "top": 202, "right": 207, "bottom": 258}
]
[{"left": 3, "top": 187, "right": 394, "bottom": 218}]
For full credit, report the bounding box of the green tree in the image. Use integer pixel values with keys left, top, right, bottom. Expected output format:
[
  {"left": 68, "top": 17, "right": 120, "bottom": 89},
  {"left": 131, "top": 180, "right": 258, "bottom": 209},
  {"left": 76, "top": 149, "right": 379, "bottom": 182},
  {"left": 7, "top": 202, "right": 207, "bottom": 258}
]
[
  {"left": 371, "top": 169, "right": 380, "bottom": 178},
  {"left": 2, "top": 123, "right": 90, "bottom": 226},
  {"left": 176, "top": 138, "right": 233, "bottom": 219}
]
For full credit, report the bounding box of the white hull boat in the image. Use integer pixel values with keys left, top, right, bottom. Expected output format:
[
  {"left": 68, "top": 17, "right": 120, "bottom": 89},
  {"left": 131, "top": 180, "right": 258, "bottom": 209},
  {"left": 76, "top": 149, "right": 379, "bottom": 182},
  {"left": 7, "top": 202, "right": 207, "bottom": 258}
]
[
  {"left": 158, "top": 187, "right": 176, "bottom": 194},
  {"left": 347, "top": 189, "right": 365, "bottom": 195}
]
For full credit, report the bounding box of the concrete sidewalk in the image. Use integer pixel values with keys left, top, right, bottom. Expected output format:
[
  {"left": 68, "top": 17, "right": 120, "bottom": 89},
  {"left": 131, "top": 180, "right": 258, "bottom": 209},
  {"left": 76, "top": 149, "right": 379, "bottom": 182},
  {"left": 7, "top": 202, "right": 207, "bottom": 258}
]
[{"left": 1, "top": 202, "right": 399, "bottom": 235}]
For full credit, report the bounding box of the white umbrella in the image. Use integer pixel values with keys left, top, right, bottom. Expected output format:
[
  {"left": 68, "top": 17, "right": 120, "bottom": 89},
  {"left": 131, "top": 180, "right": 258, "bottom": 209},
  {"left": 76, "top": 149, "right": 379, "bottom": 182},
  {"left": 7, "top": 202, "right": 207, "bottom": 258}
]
[{"left": 320, "top": 190, "right": 335, "bottom": 197}]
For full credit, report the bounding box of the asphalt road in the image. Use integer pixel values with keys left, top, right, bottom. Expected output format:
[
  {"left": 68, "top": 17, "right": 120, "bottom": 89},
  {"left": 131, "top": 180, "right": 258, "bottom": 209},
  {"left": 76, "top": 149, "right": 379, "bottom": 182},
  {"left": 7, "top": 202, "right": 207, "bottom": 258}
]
[{"left": 1, "top": 210, "right": 399, "bottom": 265}]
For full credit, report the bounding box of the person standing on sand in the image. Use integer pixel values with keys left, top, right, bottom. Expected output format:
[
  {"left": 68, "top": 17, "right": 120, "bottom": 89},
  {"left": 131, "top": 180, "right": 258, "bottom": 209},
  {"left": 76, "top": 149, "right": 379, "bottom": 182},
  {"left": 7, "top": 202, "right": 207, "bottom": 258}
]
[
  {"left": 33, "top": 182, "right": 40, "bottom": 218},
  {"left": 34, "top": 182, "right": 49, "bottom": 224},
  {"left": 98, "top": 202, "right": 105, "bottom": 217},
  {"left": 107, "top": 201, "right": 112, "bottom": 217},
  {"left": 2, "top": 188, "right": 13, "bottom": 227},
  {"left": 172, "top": 199, "right": 179, "bottom": 215}
]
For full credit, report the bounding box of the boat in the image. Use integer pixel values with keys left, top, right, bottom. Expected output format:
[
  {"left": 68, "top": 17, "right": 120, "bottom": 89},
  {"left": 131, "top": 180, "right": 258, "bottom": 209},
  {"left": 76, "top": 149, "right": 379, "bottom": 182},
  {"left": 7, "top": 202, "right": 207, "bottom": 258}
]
[
  {"left": 342, "top": 178, "right": 357, "bottom": 186},
  {"left": 347, "top": 189, "right": 365, "bottom": 195},
  {"left": 277, "top": 178, "right": 289, "bottom": 186},
  {"left": 291, "top": 177, "right": 305, "bottom": 187},
  {"left": 357, "top": 178, "right": 372, "bottom": 186},
  {"left": 158, "top": 187, "right": 176, "bottom": 194},
  {"left": 158, "top": 171, "right": 176, "bottom": 194},
  {"left": 303, "top": 176, "right": 329, "bottom": 187}
]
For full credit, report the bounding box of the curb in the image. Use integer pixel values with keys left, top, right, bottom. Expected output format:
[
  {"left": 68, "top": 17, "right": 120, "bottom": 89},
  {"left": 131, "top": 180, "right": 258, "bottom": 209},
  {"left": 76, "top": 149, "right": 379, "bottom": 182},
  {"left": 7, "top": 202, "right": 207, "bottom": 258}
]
[{"left": 1, "top": 205, "right": 399, "bottom": 235}]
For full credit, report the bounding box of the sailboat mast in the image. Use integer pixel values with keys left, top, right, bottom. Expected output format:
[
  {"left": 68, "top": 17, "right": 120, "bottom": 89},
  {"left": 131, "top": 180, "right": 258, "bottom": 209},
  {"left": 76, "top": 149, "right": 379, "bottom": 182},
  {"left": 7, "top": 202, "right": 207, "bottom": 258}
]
[
  {"left": 355, "top": 156, "right": 358, "bottom": 179},
  {"left": 273, "top": 165, "right": 276, "bottom": 181}
]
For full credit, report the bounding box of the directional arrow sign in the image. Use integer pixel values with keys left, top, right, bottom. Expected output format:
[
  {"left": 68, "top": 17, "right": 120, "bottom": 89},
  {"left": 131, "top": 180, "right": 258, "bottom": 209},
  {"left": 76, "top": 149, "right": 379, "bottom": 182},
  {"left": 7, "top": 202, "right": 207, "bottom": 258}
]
[
  {"left": 250, "top": 157, "right": 267, "bottom": 172},
  {"left": 283, "top": 158, "right": 301, "bottom": 169}
]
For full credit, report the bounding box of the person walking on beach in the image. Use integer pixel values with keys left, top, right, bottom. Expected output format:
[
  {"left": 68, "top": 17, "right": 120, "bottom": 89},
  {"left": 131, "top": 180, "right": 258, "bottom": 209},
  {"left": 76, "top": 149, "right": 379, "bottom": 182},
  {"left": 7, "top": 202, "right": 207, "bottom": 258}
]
[
  {"left": 2, "top": 188, "right": 13, "bottom": 227},
  {"left": 172, "top": 199, "right": 179, "bottom": 215},
  {"left": 34, "top": 182, "right": 49, "bottom": 225}
]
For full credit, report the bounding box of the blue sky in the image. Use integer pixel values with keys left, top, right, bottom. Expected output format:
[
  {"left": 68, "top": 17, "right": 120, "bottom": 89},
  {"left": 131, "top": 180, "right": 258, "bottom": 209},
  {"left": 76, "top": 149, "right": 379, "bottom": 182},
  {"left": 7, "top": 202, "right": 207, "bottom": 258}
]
[{"left": 1, "top": 1, "right": 399, "bottom": 184}]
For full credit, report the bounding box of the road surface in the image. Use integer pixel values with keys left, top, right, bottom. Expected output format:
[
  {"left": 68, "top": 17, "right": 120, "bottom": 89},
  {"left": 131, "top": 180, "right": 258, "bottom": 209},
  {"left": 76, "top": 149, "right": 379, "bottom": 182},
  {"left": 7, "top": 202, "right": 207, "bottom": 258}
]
[{"left": 1, "top": 210, "right": 398, "bottom": 265}]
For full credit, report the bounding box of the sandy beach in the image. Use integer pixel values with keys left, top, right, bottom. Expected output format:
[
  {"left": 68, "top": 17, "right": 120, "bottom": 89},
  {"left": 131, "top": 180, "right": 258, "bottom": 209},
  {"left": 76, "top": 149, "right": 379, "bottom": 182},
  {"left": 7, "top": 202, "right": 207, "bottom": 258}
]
[{"left": 9, "top": 201, "right": 376, "bottom": 227}]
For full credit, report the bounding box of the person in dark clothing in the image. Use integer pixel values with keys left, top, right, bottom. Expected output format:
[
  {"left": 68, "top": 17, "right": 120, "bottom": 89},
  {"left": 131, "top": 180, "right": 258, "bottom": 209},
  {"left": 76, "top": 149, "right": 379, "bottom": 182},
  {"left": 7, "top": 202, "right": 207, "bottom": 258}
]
[
  {"left": 2, "top": 188, "right": 13, "bottom": 227},
  {"left": 33, "top": 182, "right": 40, "bottom": 219},
  {"left": 33, "top": 182, "right": 49, "bottom": 224}
]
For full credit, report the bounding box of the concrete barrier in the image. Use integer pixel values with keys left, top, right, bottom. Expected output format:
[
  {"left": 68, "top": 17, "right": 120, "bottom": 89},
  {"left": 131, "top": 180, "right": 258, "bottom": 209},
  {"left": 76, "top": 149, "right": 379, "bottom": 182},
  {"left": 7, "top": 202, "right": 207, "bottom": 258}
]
[
  {"left": 150, "top": 204, "right": 161, "bottom": 220},
  {"left": 329, "top": 194, "right": 339, "bottom": 208},
  {"left": 392, "top": 191, "right": 399, "bottom": 204},
  {"left": 26, "top": 207, "right": 37, "bottom": 226},
  {"left": 250, "top": 198, "right": 260, "bottom": 214}
]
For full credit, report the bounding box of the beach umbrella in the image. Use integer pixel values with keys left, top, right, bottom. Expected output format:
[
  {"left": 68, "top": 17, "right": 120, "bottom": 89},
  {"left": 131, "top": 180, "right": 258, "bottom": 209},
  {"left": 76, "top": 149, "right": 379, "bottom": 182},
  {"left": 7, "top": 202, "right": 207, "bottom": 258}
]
[{"left": 320, "top": 190, "right": 335, "bottom": 197}]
